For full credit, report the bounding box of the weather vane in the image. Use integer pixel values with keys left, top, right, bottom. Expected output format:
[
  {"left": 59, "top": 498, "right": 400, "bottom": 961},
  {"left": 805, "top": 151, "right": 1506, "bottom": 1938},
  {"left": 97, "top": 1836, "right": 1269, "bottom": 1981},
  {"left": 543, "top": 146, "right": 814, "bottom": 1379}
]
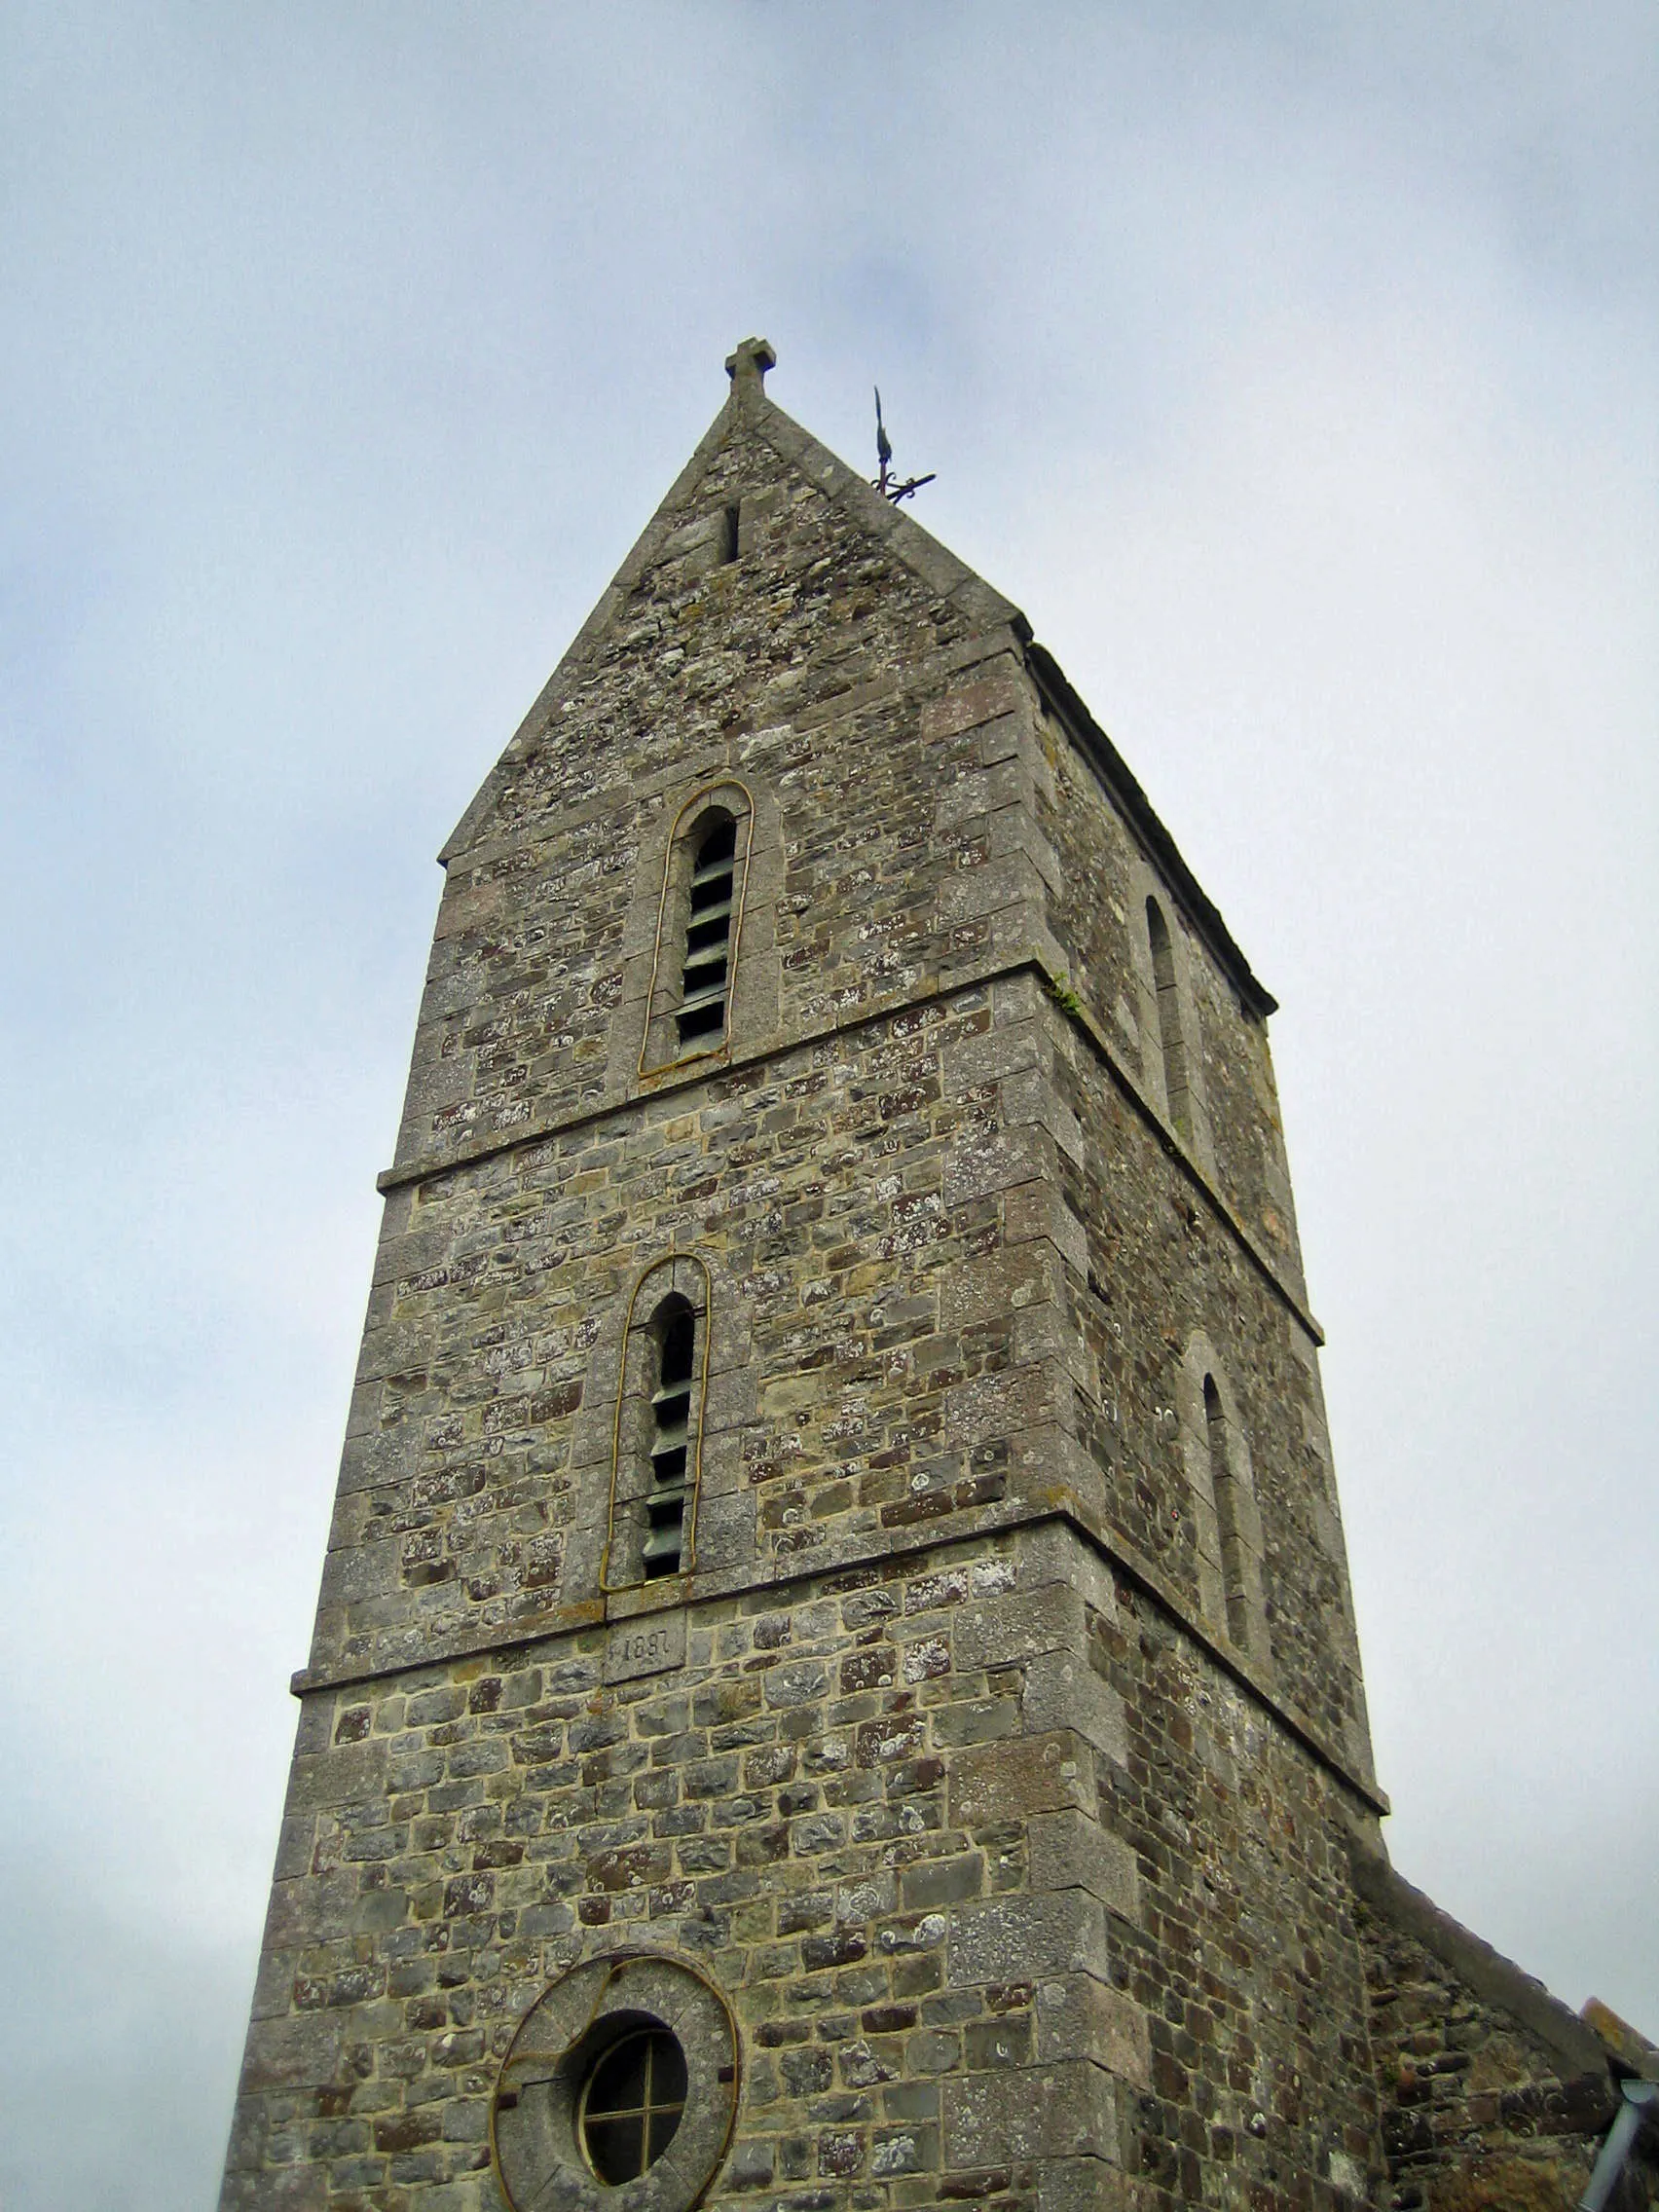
[{"left": 873, "top": 387, "right": 936, "bottom": 503}]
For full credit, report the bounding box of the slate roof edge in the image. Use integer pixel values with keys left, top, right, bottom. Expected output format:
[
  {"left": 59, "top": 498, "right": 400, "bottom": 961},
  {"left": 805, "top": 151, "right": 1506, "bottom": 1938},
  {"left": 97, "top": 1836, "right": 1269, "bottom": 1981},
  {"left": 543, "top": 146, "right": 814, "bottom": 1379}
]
[
  {"left": 1351, "top": 1846, "right": 1607, "bottom": 2083},
  {"left": 1579, "top": 1998, "right": 1659, "bottom": 2083},
  {"left": 1025, "top": 639, "right": 1278, "bottom": 1021}
]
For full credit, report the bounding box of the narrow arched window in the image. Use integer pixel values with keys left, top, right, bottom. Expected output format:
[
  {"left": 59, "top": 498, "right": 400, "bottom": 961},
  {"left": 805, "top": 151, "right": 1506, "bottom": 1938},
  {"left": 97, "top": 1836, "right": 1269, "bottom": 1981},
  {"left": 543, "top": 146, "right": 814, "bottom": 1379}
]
[
  {"left": 604, "top": 1258, "right": 711, "bottom": 1591},
  {"left": 644, "top": 1298, "right": 696, "bottom": 1578},
  {"left": 1146, "top": 896, "right": 1191, "bottom": 1139},
  {"left": 1178, "top": 1335, "right": 1268, "bottom": 1662},
  {"left": 677, "top": 815, "right": 737, "bottom": 1051},
  {"left": 640, "top": 783, "right": 756, "bottom": 1078},
  {"left": 1204, "top": 1375, "right": 1250, "bottom": 1651}
]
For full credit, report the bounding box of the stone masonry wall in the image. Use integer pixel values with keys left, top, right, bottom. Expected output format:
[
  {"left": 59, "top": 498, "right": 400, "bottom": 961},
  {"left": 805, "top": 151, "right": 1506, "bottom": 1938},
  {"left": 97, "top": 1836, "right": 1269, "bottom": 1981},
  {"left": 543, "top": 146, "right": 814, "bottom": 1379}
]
[
  {"left": 309, "top": 967, "right": 1371, "bottom": 1803},
  {"left": 1102, "top": 1571, "right": 1384, "bottom": 2212},
  {"left": 313, "top": 978, "right": 1071, "bottom": 1685},
  {"left": 1046, "top": 1004, "right": 1373, "bottom": 1782},
  {"left": 225, "top": 1521, "right": 1385, "bottom": 2212}
]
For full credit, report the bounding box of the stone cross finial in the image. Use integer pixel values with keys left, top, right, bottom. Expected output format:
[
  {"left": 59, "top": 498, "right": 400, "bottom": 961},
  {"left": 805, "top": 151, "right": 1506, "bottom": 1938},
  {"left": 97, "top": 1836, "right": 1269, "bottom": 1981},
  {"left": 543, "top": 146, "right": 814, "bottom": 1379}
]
[{"left": 725, "top": 337, "right": 776, "bottom": 395}]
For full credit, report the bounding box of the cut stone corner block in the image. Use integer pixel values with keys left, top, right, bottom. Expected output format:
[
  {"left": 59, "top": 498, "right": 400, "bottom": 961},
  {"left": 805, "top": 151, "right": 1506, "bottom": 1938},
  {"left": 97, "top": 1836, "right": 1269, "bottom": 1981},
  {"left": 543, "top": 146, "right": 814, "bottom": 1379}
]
[
  {"left": 1022, "top": 1647, "right": 1127, "bottom": 1767},
  {"left": 943, "top": 2057, "right": 1121, "bottom": 2167},
  {"left": 1035, "top": 2154, "right": 1132, "bottom": 2212},
  {"left": 1027, "top": 1807, "right": 1140, "bottom": 1921}
]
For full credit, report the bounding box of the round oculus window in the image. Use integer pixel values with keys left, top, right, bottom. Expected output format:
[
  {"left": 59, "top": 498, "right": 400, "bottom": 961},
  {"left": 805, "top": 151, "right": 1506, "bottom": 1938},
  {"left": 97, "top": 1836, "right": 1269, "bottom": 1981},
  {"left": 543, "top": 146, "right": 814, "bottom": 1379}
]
[
  {"left": 579, "top": 2025, "right": 687, "bottom": 2183},
  {"left": 492, "top": 1952, "right": 739, "bottom": 2212}
]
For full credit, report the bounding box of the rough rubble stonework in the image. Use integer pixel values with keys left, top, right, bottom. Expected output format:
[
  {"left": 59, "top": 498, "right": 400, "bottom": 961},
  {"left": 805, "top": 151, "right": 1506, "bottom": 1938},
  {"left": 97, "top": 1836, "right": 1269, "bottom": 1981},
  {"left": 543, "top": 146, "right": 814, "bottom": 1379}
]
[{"left": 219, "top": 342, "right": 1653, "bottom": 2212}]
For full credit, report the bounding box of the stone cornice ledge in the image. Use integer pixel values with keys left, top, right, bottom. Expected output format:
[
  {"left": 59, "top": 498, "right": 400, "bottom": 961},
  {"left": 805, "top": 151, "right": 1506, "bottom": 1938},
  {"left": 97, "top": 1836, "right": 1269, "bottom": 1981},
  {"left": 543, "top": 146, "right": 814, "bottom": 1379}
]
[
  {"left": 377, "top": 955, "right": 1324, "bottom": 1346},
  {"left": 289, "top": 1496, "right": 1386, "bottom": 1820}
]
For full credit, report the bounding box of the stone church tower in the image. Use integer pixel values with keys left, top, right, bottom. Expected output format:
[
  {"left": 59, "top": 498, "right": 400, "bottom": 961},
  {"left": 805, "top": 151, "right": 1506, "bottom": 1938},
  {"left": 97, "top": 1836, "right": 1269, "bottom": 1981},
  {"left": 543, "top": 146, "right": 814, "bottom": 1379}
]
[{"left": 220, "top": 341, "right": 1652, "bottom": 2212}]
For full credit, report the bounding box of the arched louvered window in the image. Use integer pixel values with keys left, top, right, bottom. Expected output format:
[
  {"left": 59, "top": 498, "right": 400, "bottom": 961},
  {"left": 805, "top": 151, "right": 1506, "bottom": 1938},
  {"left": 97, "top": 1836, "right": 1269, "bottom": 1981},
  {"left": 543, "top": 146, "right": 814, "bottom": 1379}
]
[
  {"left": 640, "top": 784, "right": 755, "bottom": 1078},
  {"left": 604, "top": 1258, "right": 711, "bottom": 1591},
  {"left": 644, "top": 1298, "right": 696, "bottom": 1578},
  {"left": 677, "top": 815, "right": 737, "bottom": 1051},
  {"left": 1146, "top": 896, "right": 1191, "bottom": 1139}
]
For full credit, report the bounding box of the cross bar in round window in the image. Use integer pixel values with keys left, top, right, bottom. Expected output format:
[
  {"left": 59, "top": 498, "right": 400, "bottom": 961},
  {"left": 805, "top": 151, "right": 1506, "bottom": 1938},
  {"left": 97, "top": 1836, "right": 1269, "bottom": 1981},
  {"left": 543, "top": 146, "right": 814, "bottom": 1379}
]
[{"left": 579, "top": 2025, "right": 688, "bottom": 2185}]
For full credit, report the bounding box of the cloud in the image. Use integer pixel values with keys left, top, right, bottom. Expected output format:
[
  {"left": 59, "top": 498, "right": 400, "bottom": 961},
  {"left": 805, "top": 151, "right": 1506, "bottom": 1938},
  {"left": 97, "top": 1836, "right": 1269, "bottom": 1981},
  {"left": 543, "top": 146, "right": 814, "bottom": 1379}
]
[
  {"left": 0, "top": 6, "right": 1653, "bottom": 2198},
  {"left": 0, "top": 1839, "right": 248, "bottom": 2212}
]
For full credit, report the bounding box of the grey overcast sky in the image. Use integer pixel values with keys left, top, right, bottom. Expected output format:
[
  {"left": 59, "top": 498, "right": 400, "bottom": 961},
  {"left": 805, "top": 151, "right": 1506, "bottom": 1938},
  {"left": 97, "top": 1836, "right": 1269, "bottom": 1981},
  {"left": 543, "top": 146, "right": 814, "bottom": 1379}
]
[{"left": 1, "top": 6, "right": 1654, "bottom": 2205}]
